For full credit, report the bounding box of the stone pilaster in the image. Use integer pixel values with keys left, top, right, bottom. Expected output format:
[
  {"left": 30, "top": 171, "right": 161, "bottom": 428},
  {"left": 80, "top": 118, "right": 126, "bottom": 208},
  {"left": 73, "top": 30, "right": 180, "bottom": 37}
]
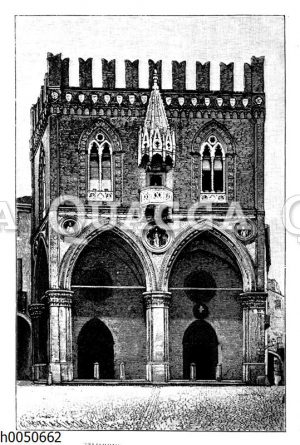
[
  {"left": 143, "top": 292, "right": 171, "bottom": 382},
  {"left": 43, "top": 290, "right": 73, "bottom": 383},
  {"left": 28, "top": 303, "right": 45, "bottom": 365},
  {"left": 241, "top": 292, "right": 267, "bottom": 384}
]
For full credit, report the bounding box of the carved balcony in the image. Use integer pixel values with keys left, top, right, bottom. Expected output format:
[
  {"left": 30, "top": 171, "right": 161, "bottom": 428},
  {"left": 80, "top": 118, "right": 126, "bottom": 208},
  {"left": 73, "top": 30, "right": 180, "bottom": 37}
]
[{"left": 140, "top": 186, "right": 173, "bottom": 206}]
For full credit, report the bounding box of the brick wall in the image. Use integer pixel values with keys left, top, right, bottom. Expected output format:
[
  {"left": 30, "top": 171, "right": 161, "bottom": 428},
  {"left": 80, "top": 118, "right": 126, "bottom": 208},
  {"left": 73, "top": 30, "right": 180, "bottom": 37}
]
[
  {"left": 52, "top": 115, "right": 256, "bottom": 209},
  {"left": 17, "top": 206, "right": 32, "bottom": 301}
]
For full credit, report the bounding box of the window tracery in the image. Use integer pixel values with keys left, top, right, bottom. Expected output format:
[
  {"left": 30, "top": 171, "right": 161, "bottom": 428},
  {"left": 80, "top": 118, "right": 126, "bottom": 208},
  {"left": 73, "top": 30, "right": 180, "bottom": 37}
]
[
  {"left": 88, "top": 132, "right": 113, "bottom": 201},
  {"left": 200, "top": 135, "right": 226, "bottom": 202}
]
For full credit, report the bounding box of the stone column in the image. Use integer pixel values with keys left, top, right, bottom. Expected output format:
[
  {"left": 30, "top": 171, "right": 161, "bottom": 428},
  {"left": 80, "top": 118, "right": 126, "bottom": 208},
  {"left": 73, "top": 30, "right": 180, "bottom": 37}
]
[
  {"left": 28, "top": 303, "right": 45, "bottom": 367},
  {"left": 143, "top": 291, "right": 171, "bottom": 382},
  {"left": 43, "top": 289, "right": 73, "bottom": 383},
  {"left": 241, "top": 292, "right": 267, "bottom": 384}
]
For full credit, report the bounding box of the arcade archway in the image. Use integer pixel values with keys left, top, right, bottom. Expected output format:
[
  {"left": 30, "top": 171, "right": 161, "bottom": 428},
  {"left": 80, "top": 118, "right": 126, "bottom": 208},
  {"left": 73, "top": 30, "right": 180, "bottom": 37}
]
[
  {"left": 17, "top": 315, "right": 31, "bottom": 380},
  {"left": 71, "top": 230, "right": 147, "bottom": 379},
  {"left": 183, "top": 320, "right": 218, "bottom": 380},
  {"left": 78, "top": 318, "right": 114, "bottom": 379},
  {"left": 168, "top": 230, "right": 244, "bottom": 380}
]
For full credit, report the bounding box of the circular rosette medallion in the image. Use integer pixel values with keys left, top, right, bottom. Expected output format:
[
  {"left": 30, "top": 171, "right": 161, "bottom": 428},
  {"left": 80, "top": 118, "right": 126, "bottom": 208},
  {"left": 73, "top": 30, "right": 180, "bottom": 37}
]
[
  {"left": 234, "top": 219, "right": 256, "bottom": 243},
  {"left": 59, "top": 217, "right": 82, "bottom": 238},
  {"left": 142, "top": 223, "right": 173, "bottom": 253}
]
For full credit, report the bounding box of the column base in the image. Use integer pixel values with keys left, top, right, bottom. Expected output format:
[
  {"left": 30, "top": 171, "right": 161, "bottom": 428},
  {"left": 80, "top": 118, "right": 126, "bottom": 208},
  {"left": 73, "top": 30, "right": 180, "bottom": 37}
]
[
  {"left": 48, "top": 362, "right": 73, "bottom": 383},
  {"left": 243, "top": 362, "right": 266, "bottom": 384},
  {"left": 146, "top": 362, "right": 169, "bottom": 383}
]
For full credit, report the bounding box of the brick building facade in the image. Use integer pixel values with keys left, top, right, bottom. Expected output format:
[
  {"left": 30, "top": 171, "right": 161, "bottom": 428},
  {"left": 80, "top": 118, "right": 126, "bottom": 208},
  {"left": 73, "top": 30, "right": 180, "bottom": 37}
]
[{"left": 28, "top": 53, "right": 269, "bottom": 384}]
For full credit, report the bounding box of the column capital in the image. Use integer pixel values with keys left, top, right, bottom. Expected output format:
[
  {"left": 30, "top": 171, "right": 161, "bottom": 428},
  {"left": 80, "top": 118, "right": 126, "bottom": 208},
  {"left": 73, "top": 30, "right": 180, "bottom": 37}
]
[
  {"left": 240, "top": 292, "right": 267, "bottom": 309},
  {"left": 28, "top": 303, "right": 45, "bottom": 319},
  {"left": 143, "top": 291, "right": 171, "bottom": 308},
  {"left": 43, "top": 289, "right": 73, "bottom": 308}
]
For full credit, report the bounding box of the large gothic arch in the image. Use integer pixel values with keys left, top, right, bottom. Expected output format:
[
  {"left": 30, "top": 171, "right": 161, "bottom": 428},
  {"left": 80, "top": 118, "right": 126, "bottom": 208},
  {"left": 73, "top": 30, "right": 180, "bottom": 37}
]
[
  {"left": 159, "top": 220, "right": 256, "bottom": 292},
  {"left": 59, "top": 223, "right": 157, "bottom": 291}
]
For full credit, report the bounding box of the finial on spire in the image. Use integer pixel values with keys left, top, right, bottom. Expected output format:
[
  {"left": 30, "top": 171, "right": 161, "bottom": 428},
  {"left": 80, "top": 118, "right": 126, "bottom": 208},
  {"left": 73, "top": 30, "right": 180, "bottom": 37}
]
[{"left": 153, "top": 69, "right": 159, "bottom": 90}]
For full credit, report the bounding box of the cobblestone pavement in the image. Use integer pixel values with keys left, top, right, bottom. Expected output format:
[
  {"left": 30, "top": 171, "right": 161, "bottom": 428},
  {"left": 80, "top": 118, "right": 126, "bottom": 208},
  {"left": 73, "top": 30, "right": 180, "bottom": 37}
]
[{"left": 17, "top": 384, "right": 285, "bottom": 431}]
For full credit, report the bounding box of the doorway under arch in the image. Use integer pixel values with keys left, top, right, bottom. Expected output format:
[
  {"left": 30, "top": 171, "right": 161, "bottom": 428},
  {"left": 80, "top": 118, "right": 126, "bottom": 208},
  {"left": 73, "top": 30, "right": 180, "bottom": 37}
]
[
  {"left": 78, "top": 318, "right": 114, "bottom": 379},
  {"left": 183, "top": 320, "right": 218, "bottom": 380},
  {"left": 17, "top": 315, "right": 31, "bottom": 380}
]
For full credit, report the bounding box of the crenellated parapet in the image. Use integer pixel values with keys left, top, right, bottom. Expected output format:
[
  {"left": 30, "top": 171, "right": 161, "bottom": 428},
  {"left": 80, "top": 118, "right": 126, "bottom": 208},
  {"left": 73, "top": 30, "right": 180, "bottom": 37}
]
[{"left": 30, "top": 54, "right": 265, "bottom": 157}]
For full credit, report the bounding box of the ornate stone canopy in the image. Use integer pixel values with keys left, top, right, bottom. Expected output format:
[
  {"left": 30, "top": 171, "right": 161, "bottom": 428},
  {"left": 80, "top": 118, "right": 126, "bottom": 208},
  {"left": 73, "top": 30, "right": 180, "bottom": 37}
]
[{"left": 138, "top": 70, "right": 176, "bottom": 166}]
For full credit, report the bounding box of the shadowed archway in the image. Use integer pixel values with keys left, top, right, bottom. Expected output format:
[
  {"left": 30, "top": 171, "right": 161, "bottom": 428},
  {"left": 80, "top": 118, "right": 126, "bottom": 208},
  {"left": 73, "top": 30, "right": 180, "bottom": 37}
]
[
  {"left": 17, "top": 315, "right": 31, "bottom": 379},
  {"left": 34, "top": 240, "right": 49, "bottom": 364},
  {"left": 78, "top": 318, "right": 114, "bottom": 379},
  {"left": 183, "top": 320, "right": 218, "bottom": 380}
]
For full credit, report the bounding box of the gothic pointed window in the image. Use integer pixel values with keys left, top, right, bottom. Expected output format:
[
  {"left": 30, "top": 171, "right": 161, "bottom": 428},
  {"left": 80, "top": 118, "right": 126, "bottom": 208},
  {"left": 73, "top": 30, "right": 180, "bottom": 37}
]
[
  {"left": 39, "top": 145, "right": 46, "bottom": 220},
  {"left": 87, "top": 133, "right": 113, "bottom": 200},
  {"left": 200, "top": 135, "right": 226, "bottom": 199}
]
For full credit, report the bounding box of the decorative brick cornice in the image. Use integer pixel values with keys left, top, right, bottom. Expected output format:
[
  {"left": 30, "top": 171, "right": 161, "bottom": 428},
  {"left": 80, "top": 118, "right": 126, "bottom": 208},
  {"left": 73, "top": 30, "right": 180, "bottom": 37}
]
[
  {"left": 143, "top": 291, "right": 171, "bottom": 308},
  {"left": 240, "top": 292, "right": 267, "bottom": 309},
  {"left": 30, "top": 55, "right": 265, "bottom": 149},
  {"left": 43, "top": 289, "right": 73, "bottom": 308},
  {"left": 28, "top": 303, "right": 45, "bottom": 319}
]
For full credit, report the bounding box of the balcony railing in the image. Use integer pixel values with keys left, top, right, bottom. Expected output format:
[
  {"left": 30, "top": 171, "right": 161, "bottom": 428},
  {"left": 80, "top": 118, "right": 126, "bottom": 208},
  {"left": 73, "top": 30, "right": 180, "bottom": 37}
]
[
  {"left": 200, "top": 193, "right": 226, "bottom": 203},
  {"left": 140, "top": 186, "right": 173, "bottom": 206},
  {"left": 87, "top": 190, "right": 114, "bottom": 201}
]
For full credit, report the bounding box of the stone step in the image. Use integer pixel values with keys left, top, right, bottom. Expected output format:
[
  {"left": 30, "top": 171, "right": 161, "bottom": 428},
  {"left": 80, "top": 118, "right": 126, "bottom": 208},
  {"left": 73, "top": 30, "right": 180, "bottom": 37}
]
[{"left": 55, "top": 379, "right": 245, "bottom": 386}]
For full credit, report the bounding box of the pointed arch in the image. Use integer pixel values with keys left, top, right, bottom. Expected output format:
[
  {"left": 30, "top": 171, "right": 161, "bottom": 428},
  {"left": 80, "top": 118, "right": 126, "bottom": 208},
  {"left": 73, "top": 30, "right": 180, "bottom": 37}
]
[
  {"left": 192, "top": 120, "right": 236, "bottom": 155},
  {"left": 159, "top": 220, "right": 256, "bottom": 292},
  {"left": 17, "top": 315, "right": 32, "bottom": 380},
  {"left": 183, "top": 320, "right": 219, "bottom": 380},
  {"left": 59, "top": 224, "right": 157, "bottom": 291},
  {"left": 78, "top": 318, "right": 114, "bottom": 379}
]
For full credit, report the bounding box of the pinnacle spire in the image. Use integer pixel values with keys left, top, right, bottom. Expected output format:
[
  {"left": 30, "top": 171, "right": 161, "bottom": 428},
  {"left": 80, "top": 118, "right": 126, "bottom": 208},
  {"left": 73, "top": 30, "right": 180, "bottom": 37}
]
[
  {"left": 144, "top": 69, "right": 169, "bottom": 133},
  {"left": 138, "top": 71, "right": 176, "bottom": 166}
]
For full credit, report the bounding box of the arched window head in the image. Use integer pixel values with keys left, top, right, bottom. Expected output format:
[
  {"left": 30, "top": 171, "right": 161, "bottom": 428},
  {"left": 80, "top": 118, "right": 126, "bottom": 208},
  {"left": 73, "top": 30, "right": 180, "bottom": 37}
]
[
  {"left": 214, "top": 146, "right": 224, "bottom": 192},
  {"left": 87, "top": 133, "right": 113, "bottom": 201},
  {"left": 202, "top": 146, "right": 212, "bottom": 192},
  {"left": 101, "top": 143, "right": 112, "bottom": 189},
  {"left": 200, "top": 135, "right": 226, "bottom": 199},
  {"left": 89, "top": 143, "right": 99, "bottom": 190}
]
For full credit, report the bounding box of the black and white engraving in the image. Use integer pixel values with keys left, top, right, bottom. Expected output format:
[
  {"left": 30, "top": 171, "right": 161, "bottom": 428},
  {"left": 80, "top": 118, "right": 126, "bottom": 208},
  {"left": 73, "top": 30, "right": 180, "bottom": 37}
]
[{"left": 16, "top": 16, "right": 285, "bottom": 432}]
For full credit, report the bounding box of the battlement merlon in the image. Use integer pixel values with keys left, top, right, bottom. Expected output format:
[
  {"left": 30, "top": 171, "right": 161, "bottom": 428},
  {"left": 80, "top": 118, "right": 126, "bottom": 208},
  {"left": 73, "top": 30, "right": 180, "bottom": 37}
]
[
  {"left": 44, "top": 53, "right": 264, "bottom": 92},
  {"left": 29, "top": 54, "right": 265, "bottom": 149}
]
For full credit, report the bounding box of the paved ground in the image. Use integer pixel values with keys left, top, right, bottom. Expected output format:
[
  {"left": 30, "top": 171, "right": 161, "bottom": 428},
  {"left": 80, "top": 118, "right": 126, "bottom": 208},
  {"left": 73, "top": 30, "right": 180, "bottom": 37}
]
[{"left": 17, "top": 384, "right": 285, "bottom": 431}]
